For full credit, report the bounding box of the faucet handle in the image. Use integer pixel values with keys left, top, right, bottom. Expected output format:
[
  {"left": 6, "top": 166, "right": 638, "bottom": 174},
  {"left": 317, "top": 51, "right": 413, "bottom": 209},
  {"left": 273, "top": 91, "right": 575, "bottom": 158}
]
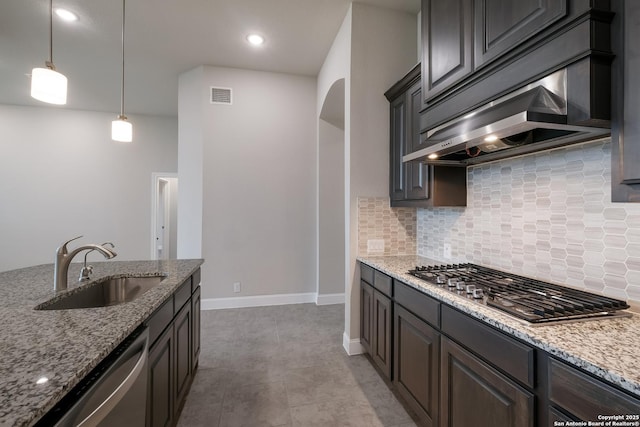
[
  {"left": 57, "top": 235, "right": 84, "bottom": 255},
  {"left": 79, "top": 265, "right": 94, "bottom": 282}
]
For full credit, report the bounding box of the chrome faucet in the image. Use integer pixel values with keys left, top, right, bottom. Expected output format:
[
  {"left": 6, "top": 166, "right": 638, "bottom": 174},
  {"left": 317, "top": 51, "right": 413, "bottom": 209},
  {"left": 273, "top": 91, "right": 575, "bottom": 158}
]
[
  {"left": 78, "top": 242, "right": 115, "bottom": 282},
  {"left": 54, "top": 236, "right": 117, "bottom": 292}
]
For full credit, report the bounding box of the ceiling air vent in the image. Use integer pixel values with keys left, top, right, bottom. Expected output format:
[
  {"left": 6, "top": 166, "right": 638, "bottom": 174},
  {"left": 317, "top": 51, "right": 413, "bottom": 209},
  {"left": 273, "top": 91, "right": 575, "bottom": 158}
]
[{"left": 210, "top": 87, "right": 232, "bottom": 105}]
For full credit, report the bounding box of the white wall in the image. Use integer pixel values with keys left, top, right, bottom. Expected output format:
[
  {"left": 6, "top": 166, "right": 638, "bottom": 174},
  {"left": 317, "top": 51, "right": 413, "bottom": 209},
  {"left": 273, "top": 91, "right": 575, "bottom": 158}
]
[
  {"left": 317, "top": 6, "right": 353, "bottom": 347},
  {"left": 345, "top": 3, "right": 418, "bottom": 348},
  {"left": 317, "top": 3, "right": 418, "bottom": 352},
  {"left": 318, "top": 119, "right": 345, "bottom": 296},
  {"left": 179, "top": 66, "right": 317, "bottom": 300},
  {"left": 0, "top": 105, "right": 178, "bottom": 272},
  {"left": 177, "top": 66, "right": 205, "bottom": 259}
]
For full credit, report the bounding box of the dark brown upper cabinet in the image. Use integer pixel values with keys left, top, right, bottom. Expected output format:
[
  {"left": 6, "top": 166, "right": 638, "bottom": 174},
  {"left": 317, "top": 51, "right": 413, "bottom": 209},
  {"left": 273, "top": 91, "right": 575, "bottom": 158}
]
[
  {"left": 421, "top": 0, "right": 473, "bottom": 103},
  {"left": 474, "top": 0, "right": 567, "bottom": 70},
  {"left": 419, "top": 0, "right": 613, "bottom": 144},
  {"left": 611, "top": 0, "right": 640, "bottom": 202},
  {"left": 385, "top": 64, "right": 467, "bottom": 208}
]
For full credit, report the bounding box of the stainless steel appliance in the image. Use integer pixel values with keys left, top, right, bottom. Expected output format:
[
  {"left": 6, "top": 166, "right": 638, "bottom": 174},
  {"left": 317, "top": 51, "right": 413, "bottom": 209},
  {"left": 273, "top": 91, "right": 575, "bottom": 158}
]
[
  {"left": 409, "top": 264, "right": 631, "bottom": 325},
  {"left": 35, "top": 326, "right": 149, "bottom": 427},
  {"left": 404, "top": 68, "right": 611, "bottom": 166}
]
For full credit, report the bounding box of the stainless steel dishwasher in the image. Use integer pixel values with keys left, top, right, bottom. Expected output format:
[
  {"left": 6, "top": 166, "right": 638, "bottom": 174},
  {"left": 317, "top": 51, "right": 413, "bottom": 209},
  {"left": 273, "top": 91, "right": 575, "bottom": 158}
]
[{"left": 35, "top": 326, "right": 149, "bottom": 427}]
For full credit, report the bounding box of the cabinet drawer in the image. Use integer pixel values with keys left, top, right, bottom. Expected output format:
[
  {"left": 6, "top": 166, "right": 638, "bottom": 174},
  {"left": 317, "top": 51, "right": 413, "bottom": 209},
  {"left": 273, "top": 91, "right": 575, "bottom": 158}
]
[
  {"left": 441, "top": 306, "right": 534, "bottom": 387},
  {"left": 548, "top": 358, "right": 640, "bottom": 419},
  {"left": 373, "top": 271, "right": 393, "bottom": 297},
  {"left": 147, "top": 297, "right": 173, "bottom": 347},
  {"left": 394, "top": 281, "right": 440, "bottom": 328},
  {"left": 174, "top": 278, "right": 192, "bottom": 314},
  {"left": 361, "top": 264, "right": 374, "bottom": 286}
]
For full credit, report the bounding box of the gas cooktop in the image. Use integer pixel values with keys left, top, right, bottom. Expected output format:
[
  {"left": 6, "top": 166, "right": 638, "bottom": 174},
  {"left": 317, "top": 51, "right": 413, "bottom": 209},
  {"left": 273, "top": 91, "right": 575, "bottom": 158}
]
[{"left": 408, "top": 263, "right": 632, "bottom": 325}]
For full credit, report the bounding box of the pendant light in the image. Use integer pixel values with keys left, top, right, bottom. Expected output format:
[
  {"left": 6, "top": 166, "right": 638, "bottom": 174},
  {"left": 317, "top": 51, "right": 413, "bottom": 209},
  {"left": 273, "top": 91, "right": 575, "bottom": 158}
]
[
  {"left": 31, "top": 0, "right": 67, "bottom": 105},
  {"left": 111, "top": 0, "right": 132, "bottom": 142}
]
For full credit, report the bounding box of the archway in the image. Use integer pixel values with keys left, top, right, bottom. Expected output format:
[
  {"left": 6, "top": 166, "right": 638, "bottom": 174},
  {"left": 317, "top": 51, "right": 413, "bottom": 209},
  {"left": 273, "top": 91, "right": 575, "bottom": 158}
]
[{"left": 317, "top": 79, "right": 346, "bottom": 303}]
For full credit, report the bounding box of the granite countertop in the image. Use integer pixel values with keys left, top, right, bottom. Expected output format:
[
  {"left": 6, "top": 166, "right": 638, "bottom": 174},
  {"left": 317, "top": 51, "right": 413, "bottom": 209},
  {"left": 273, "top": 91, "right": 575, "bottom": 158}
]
[
  {"left": 0, "top": 259, "right": 204, "bottom": 427},
  {"left": 358, "top": 255, "right": 640, "bottom": 399}
]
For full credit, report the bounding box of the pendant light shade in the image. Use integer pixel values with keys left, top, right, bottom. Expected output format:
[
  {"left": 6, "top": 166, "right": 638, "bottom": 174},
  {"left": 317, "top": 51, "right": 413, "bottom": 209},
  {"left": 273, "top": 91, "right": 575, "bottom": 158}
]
[
  {"left": 31, "top": 0, "right": 67, "bottom": 105},
  {"left": 30, "top": 66, "right": 67, "bottom": 104},
  {"left": 112, "top": 0, "right": 133, "bottom": 142},
  {"left": 112, "top": 115, "right": 132, "bottom": 142}
]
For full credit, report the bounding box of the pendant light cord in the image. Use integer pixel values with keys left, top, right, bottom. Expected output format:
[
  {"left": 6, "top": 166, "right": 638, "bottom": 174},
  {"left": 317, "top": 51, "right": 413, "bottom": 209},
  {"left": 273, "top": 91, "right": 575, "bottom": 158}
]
[
  {"left": 120, "top": 0, "right": 126, "bottom": 117},
  {"left": 48, "top": 0, "right": 54, "bottom": 68}
]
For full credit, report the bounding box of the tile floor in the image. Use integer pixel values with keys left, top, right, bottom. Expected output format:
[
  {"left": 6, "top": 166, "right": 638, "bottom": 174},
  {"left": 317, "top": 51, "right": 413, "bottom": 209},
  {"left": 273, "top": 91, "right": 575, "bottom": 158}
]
[{"left": 176, "top": 303, "right": 418, "bottom": 427}]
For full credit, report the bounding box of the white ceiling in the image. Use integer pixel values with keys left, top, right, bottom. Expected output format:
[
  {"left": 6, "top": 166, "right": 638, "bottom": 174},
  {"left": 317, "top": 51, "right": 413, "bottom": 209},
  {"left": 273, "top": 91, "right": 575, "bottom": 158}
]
[{"left": 0, "top": 0, "right": 419, "bottom": 117}]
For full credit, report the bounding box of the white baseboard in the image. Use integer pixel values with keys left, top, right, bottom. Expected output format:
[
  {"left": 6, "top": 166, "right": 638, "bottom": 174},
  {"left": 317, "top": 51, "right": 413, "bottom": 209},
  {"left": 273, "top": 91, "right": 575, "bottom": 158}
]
[
  {"left": 342, "top": 331, "right": 365, "bottom": 355},
  {"left": 201, "top": 292, "right": 317, "bottom": 310},
  {"left": 316, "top": 293, "right": 345, "bottom": 305},
  {"left": 202, "top": 292, "right": 346, "bottom": 310}
]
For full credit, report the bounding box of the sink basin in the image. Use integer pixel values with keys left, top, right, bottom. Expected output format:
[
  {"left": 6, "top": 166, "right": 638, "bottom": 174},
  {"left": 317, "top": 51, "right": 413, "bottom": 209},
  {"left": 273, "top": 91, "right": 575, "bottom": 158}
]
[{"left": 36, "top": 275, "right": 166, "bottom": 310}]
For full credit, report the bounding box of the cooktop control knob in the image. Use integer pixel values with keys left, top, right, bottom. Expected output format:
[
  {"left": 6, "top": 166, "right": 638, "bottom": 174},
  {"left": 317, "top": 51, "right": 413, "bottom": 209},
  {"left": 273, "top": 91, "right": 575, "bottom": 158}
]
[
  {"left": 465, "top": 284, "right": 476, "bottom": 294},
  {"left": 447, "top": 278, "right": 458, "bottom": 287},
  {"left": 472, "top": 288, "right": 484, "bottom": 299},
  {"left": 456, "top": 281, "right": 466, "bottom": 291},
  {"left": 436, "top": 275, "right": 446, "bottom": 285}
]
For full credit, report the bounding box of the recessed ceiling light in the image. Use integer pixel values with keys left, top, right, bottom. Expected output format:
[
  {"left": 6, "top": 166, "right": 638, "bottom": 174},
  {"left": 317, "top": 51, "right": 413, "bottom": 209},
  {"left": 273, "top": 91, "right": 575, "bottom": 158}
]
[
  {"left": 55, "top": 8, "right": 78, "bottom": 22},
  {"left": 246, "top": 34, "right": 264, "bottom": 46}
]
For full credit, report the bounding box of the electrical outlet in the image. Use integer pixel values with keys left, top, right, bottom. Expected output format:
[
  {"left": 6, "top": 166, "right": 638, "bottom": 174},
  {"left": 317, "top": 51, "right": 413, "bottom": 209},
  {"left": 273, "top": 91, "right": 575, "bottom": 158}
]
[
  {"left": 233, "top": 282, "right": 241, "bottom": 293},
  {"left": 367, "top": 239, "right": 385, "bottom": 253},
  {"left": 443, "top": 243, "right": 452, "bottom": 259}
]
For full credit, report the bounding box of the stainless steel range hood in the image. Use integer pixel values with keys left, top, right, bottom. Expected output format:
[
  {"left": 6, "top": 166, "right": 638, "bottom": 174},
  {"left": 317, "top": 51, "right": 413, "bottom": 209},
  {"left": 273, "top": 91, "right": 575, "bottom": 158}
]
[{"left": 404, "top": 69, "right": 610, "bottom": 166}]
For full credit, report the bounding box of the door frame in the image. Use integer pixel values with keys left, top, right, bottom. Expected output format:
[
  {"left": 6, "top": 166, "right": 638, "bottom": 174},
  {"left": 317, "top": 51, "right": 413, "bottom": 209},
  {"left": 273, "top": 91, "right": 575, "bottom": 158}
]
[{"left": 151, "top": 172, "right": 178, "bottom": 260}]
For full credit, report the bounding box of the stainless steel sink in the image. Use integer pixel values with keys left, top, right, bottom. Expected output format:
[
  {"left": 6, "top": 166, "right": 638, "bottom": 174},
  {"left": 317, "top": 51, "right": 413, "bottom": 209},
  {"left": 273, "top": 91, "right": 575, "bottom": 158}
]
[{"left": 36, "top": 275, "right": 166, "bottom": 310}]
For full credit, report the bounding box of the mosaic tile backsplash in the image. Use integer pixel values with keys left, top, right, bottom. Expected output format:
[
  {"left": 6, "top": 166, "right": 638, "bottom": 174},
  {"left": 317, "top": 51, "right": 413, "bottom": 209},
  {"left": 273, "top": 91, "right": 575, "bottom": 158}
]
[
  {"left": 417, "top": 139, "right": 640, "bottom": 303},
  {"left": 358, "top": 198, "right": 416, "bottom": 256}
]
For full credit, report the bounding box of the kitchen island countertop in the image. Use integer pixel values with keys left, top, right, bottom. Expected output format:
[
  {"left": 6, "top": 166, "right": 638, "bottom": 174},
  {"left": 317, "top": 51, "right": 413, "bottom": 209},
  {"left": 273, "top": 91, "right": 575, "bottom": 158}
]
[
  {"left": 0, "top": 259, "right": 203, "bottom": 427},
  {"left": 358, "top": 255, "right": 640, "bottom": 399}
]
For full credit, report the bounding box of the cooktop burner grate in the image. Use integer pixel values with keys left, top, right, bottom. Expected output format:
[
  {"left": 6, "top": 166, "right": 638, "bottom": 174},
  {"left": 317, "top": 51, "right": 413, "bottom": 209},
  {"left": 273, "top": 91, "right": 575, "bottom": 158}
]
[{"left": 408, "top": 263, "right": 631, "bottom": 324}]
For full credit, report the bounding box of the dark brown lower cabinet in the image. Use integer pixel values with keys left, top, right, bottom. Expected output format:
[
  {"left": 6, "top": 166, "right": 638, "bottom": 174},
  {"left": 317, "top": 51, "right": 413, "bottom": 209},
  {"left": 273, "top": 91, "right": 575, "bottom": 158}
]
[
  {"left": 191, "top": 286, "right": 201, "bottom": 370},
  {"left": 360, "top": 281, "right": 374, "bottom": 355},
  {"left": 148, "top": 325, "right": 174, "bottom": 427},
  {"left": 394, "top": 305, "right": 439, "bottom": 427},
  {"left": 359, "top": 265, "right": 640, "bottom": 427},
  {"left": 174, "top": 301, "right": 192, "bottom": 418},
  {"left": 547, "top": 357, "right": 640, "bottom": 420},
  {"left": 372, "top": 290, "right": 392, "bottom": 379},
  {"left": 147, "top": 271, "right": 201, "bottom": 427},
  {"left": 440, "top": 337, "right": 534, "bottom": 427}
]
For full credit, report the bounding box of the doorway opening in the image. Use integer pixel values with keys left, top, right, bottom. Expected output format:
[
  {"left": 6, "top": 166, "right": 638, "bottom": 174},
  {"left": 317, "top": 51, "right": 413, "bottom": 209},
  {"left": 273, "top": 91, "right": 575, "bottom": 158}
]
[
  {"left": 151, "top": 173, "right": 178, "bottom": 260},
  {"left": 317, "top": 78, "right": 346, "bottom": 303}
]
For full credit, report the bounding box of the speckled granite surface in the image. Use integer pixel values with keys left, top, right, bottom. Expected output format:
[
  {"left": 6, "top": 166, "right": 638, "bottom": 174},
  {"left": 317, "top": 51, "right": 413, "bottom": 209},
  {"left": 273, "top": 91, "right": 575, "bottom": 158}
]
[
  {"left": 0, "top": 259, "right": 203, "bottom": 427},
  {"left": 358, "top": 255, "right": 640, "bottom": 399}
]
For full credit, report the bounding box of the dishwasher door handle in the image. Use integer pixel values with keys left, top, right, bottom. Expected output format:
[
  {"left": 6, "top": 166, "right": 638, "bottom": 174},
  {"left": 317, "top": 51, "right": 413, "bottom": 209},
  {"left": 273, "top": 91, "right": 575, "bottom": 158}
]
[{"left": 76, "top": 331, "right": 149, "bottom": 427}]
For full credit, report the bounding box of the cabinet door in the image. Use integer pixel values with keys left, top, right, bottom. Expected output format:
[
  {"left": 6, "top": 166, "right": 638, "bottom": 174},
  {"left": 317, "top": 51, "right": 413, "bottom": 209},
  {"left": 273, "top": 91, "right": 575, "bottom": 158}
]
[
  {"left": 390, "top": 95, "right": 407, "bottom": 202},
  {"left": 422, "top": 0, "right": 473, "bottom": 103},
  {"left": 174, "top": 301, "right": 192, "bottom": 417},
  {"left": 405, "top": 163, "right": 430, "bottom": 201},
  {"left": 360, "top": 281, "right": 374, "bottom": 355},
  {"left": 440, "top": 337, "right": 534, "bottom": 427},
  {"left": 405, "top": 81, "right": 431, "bottom": 201},
  {"left": 191, "top": 286, "right": 201, "bottom": 371},
  {"left": 394, "top": 305, "right": 439, "bottom": 427},
  {"left": 148, "top": 326, "right": 174, "bottom": 427},
  {"left": 372, "top": 290, "right": 392, "bottom": 379},
  {"left": 474, "top": 0, "right": 567, "bottom": 70},
  {"left": 612, "top": 0, "right": 640, "bottom": 201}
]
